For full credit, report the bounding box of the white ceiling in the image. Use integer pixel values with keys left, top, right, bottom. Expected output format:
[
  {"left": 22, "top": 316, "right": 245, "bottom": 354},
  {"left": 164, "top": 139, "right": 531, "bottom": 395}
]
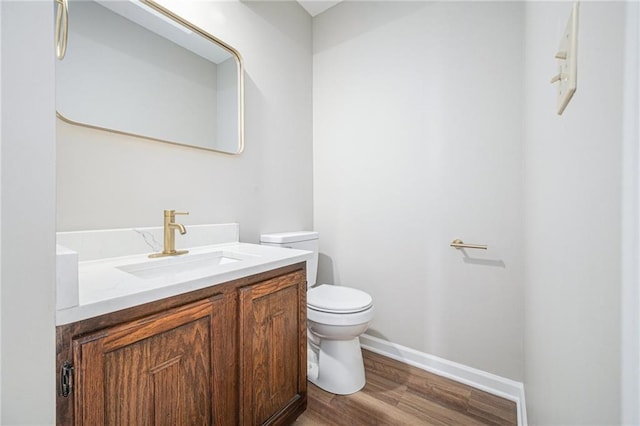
[{"left": 296, "top": 0, "right": 343, "bottom": 17}]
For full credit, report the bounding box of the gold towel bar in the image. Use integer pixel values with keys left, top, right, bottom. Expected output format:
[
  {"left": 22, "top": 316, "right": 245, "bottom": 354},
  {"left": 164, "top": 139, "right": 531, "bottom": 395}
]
[{"left": 450, "top": 239, "right": 487, "bottom": 250}]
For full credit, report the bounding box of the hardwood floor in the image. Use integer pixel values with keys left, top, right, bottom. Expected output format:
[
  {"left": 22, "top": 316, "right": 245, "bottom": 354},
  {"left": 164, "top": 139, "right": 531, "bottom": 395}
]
[{"left": 296, "top": 350, "right": 517, "bottom": 426}]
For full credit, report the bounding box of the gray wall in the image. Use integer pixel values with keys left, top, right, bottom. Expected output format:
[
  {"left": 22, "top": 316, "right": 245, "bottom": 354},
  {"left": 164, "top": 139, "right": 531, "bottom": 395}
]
[
  {"left": 621, "top": 5, "right": 640, "bottom": 423},
  {"left": 57, "top": 0, "right": 314, "bottom": 243},
  {"left": 0, "top": 3, "right": 3, "bottom": 417},
  {"left": 1, "top": 1, "right": 56, "bottom": 423},
  {"left": 314, "top": 1, "right": 629, "bottom": 423},
  {"left": 313, "top": 1, "right": 526, "bottom": 381},
  {"left": 523, "top": 2, "right": 625, "bottom": 424}
]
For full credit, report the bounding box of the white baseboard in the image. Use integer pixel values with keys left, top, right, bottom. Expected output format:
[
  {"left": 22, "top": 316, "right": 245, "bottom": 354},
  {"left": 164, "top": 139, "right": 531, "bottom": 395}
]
[{"left": 359, "top": 334, "right": 528, "bottom": 426}]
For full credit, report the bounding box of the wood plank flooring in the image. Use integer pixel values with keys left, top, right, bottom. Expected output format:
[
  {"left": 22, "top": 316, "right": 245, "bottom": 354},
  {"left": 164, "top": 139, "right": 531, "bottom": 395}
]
[{"left": 296, "top": 349, "right": 517, "bottom": 426}]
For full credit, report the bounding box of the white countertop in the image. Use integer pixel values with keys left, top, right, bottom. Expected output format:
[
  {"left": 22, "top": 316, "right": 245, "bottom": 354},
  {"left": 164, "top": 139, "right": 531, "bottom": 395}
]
[{"left": 56, "top": 242, "right": 311, "bottom": 325}]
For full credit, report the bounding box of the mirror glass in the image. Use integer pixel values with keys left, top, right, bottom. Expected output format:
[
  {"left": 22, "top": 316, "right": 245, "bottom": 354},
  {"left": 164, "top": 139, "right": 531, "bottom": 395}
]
[{"left": 56, "top": 0, "right": 244, "bottom": 154}]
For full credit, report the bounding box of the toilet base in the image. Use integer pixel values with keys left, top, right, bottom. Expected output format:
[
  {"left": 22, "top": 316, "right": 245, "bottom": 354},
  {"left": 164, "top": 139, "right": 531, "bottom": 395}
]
[{"left": 308, "top": 337, "right": 366, "bottom": 395}]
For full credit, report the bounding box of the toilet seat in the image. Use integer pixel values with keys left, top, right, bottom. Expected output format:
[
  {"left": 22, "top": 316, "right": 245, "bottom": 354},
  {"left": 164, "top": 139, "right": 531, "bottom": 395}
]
[
  {"left": 307, "top": 304, "right": 374, "bottom": 327},
  {"left": 307, "top": 284, "right": 373, "bottom": 314}
]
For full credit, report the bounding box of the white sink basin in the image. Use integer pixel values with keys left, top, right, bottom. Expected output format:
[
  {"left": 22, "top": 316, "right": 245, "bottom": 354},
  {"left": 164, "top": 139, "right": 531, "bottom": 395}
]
[
  {"left": 117, "top": 250, "right": 241, "bottom": 280},
  {"left": 55, "top": 236, "right": 313, "bottom": 326}
]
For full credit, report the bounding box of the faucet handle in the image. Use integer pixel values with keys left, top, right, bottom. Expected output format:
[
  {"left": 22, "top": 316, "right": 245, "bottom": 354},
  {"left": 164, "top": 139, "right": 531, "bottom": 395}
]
[{"left": 163, "top": 210, "right": 189, "bottom": 218}]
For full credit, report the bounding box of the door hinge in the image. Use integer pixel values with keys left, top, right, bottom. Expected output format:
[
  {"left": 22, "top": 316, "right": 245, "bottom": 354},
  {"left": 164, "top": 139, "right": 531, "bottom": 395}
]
[{"left": 60, "top": 361, "right": 74, "bottom": 397}]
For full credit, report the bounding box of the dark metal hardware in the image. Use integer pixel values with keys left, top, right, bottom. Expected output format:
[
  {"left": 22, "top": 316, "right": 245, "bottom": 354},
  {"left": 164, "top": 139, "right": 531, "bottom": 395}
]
[{"left": 60, "top": 362, "right": 74, "bottom": 397}]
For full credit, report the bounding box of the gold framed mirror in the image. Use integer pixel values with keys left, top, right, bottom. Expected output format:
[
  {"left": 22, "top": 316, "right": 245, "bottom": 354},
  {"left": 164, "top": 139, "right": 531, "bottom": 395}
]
[{"left": 56, "top": 0, "right": 244, "bottom": 154}]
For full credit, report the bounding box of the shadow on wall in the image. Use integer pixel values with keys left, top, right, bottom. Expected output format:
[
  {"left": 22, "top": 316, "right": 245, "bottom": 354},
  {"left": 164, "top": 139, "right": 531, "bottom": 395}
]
[
  {"left": 313, "top": 1, "right": 429, "bottom": 54},
  {"left": 458, "top": 249, "right": 506, "bottom": 268},
  {"left": 240, "top": 0, "right": 311, "bottom": 53},
  {"left": 317, "top": 253, "right": 335, "bottom": 285}
]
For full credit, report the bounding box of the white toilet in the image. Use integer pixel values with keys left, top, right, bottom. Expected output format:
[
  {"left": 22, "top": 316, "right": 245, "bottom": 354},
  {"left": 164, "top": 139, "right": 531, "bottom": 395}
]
[{"left": 260, "top": 231, "right": 374, "bottom": 395}]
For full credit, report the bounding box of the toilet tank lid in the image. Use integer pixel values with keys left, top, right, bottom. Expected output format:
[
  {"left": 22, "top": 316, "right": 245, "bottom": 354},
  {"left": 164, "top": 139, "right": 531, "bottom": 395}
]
[{"left": 260, "top": 231, "right": 319, "bottom": 244}]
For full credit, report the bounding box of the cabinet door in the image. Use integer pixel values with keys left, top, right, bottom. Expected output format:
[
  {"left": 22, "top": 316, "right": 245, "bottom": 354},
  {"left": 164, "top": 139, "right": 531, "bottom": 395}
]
[
  {"left": 239, "top": 271, "right": 307, "bottom": 425},
  {"left": 73, "top": 298, "right": 219, "bottom": 425}
]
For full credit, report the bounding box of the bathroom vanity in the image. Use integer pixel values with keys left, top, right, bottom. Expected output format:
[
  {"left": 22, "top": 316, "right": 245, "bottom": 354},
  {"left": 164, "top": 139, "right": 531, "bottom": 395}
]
[{"left": 55, "top": 224, "right": 310, "bottom": 425}]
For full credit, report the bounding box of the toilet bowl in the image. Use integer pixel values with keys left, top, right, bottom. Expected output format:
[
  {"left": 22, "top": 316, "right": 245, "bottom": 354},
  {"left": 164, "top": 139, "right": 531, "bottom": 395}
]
[
  {"left": 260, "top": 231, "right": 374, "bottom": 395},
  {"left": 307, "top": 284, "right": 374, "bottom": 394}
]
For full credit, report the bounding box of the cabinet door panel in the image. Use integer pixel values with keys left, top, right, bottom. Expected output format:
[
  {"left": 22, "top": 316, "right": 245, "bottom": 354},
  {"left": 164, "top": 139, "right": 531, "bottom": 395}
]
[
  {"left": 252, "top": 285, "right": 298, "bottom": 419},
  {"left": 74, "top": 300, "right": 214, "bottom": 425},
  {"left": 239, "top": 271, "right": 306, "bottom": 425}
]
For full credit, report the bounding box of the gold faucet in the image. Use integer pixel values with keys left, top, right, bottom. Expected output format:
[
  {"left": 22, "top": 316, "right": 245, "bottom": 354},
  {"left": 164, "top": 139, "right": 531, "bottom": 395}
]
[{"left": 149, "top": 210, "right": 189, "bottom": 258}]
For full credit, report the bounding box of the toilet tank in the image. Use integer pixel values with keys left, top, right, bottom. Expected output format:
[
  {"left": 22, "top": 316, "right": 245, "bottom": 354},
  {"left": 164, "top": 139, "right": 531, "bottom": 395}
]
[{"left": 260, "top": 231, "right": 319, "bottom": 287}]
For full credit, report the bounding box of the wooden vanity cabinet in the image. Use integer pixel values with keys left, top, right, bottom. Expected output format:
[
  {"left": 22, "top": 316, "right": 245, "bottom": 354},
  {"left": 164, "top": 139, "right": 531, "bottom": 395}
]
[{"left": 56, "top": 263, "right": 307, "bottom": 425}]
